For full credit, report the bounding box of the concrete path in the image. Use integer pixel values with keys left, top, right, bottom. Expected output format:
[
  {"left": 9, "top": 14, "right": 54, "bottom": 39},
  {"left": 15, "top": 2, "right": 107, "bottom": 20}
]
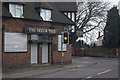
[{"left": 2, "top": 57, "right": 97, "bottom": 78}]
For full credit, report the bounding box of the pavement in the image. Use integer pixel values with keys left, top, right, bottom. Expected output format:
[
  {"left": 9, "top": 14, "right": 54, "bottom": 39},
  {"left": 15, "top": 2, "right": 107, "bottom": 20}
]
[
  {"left": 33, "top": 57, "right": 118, "bottom": 79},
  {"left": 2, "top": 57, "right": 97, "bottom": 78}
]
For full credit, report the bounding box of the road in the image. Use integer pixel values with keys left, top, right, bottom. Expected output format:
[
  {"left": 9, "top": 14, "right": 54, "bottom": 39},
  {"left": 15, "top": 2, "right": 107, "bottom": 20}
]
[{"left": 33, "top": 57, "right": 118, "bottom": 79}]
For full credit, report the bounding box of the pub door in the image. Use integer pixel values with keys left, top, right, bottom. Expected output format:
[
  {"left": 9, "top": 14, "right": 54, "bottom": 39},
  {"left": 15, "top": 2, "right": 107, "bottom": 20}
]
[
  {"left": 31, "top": 43, "right": 38, "bottom": 64},
  {"left": 42, "top": 44, "right": 48, "bottom": 63}
]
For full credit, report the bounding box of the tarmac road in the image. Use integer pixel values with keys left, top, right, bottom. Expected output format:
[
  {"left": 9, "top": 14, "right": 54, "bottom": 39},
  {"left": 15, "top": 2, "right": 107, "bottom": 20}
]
[{"left": 34, "top": 57, "right": 118, "bottom": 79}]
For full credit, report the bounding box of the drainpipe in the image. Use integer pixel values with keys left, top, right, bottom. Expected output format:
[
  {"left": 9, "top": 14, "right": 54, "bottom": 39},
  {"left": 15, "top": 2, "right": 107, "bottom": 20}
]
[
  {"left": 1, "top": 24, "right": 5, "bottom": 68},
  {"left": 51, "top": 36, "right": 53, "bottom": 65},
  {"left": 50, "top": 21, "right": 56, "bottom": 65}
]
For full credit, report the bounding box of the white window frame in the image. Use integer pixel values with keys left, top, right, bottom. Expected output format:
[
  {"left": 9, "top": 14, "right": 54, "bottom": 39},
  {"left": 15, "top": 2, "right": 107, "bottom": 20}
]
[
  {"left": 9, "top": 3, "right": 24, "bottom": 18},
  {"left": 68, "top": 12, "right": 71, "bottom": 19},
  {"left": 40, "top": 8, "right": 52, "bottom": 21},
  {"left": 72, "top": 12, "right": 75, "bottom": 22},
  {"left": 72, "top": 26, "right": 75, "bottom": 32},
  {"left": 64, "top": 12, "right": 67, "bottom": 15}
]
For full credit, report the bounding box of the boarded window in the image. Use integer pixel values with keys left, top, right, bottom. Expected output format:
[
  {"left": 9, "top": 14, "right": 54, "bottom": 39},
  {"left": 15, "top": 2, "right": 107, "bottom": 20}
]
[
  {"left": 31, "top": 34, "right": 38, "bottom": 40},
  {"left": 4, "top": 32, "right": 27, "bottom": 52},
  {"left": 58, "top": 35, "right": 66, "bottom": 51}
]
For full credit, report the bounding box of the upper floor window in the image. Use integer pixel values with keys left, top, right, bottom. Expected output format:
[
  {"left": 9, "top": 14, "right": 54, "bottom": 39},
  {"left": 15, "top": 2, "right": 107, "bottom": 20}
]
[
  {"left": 9, "top": 3, "right": 24, "bottom": 18},
  {"left": 40, "top": 9, "right": 52, "bottom": 21}
]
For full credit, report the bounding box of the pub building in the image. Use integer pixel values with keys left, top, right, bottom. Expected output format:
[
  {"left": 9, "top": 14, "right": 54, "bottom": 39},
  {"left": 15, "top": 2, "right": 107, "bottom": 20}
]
[{"left": 2, "top": 2, "right": 75, "bottom": 68}]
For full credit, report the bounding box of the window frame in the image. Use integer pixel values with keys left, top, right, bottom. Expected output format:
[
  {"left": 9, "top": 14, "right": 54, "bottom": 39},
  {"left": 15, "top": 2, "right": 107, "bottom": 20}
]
[
  {"left": 4, "top": 32, "right": 27, "bottom": 53},
  {"left": 9, "top": 3, "right": 24, "bottom": 18},
  {"left": 40, "top": 8, "right": 52, "bottom": 21}
]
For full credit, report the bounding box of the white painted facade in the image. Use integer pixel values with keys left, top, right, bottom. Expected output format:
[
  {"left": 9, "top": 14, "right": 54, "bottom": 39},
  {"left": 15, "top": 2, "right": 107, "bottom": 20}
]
[
  {"left": 91, "top": 35, "right": 103, "bottom": 47},
  {"left": 96, "top": 36, "right": 104, "bottom": 46}
]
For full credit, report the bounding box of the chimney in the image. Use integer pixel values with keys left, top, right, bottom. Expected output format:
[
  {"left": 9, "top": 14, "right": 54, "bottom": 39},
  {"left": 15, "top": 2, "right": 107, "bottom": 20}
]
[{"left": 98, "top": 31, "right": 100, "bottom": 38}]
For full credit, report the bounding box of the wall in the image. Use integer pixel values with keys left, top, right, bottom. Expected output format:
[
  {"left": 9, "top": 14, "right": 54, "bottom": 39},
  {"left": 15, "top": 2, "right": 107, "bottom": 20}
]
[
  {"left": 72, "top": 47, "right": 118, "bottom": 57},
  {"left": 72, "top": 47, "right": 85, "bottom": 56},
  {"left": 85, "top": 48, "right": 117, "bottom": 57},
  {"left": 2, "top": 17, "right": 72, "bottom": 68}
]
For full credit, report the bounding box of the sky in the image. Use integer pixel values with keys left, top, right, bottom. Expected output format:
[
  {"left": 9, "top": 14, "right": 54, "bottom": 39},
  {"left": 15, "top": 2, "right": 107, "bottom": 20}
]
[
  {"left": 107, "top": 0, "right": 120, "bottom": 5},
  {"left": 77, "top": 0, "right": 120, "bottom": 44}
]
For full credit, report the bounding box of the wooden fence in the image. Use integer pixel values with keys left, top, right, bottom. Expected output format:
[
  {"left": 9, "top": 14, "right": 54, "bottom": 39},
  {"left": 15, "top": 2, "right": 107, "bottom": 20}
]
[{"left": 72, "top": 47, "right": 118, "bottom": 57}]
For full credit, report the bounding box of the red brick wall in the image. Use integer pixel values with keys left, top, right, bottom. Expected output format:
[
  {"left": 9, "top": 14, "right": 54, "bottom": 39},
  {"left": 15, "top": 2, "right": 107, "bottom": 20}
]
[
  {"left": 2, "top": 18, "right": 72, "bottom": 68},
  {"left": 72, "top": 48, "right": 82, "bottom": 56}
]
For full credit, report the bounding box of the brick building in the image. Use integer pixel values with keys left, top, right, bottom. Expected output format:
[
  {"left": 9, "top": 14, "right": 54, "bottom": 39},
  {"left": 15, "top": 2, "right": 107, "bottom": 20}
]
[{"left": 2, "top": 2, "right": 76, "bottom": 68}]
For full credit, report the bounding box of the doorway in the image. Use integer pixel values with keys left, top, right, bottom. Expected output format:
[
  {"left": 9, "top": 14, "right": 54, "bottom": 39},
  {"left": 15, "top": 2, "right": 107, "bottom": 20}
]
[
  {"left": 42, "top": 44, "right": 48, "bottom": 63},
  {"left": 31, "top": 43, "right": 38, "bottom": 64}
]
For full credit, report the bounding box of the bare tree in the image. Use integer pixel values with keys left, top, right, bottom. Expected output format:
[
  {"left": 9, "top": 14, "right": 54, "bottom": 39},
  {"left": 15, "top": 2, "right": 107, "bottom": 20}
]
[{"left": 76, "top": 2, "right": 110, "bottom": 44}]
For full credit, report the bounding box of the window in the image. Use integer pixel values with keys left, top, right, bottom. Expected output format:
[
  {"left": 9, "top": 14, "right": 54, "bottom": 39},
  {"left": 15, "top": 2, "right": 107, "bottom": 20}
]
[
  {"left": 68, "top": 12, "right": 71, "bottom": 18},
  {"left": 64, "top": 12, "right": 67, "bottom": 15},
  {"left": 9, "top": 3, "right": 23, "bottom": 18},
  {"left": 40, "top": 9, "right": 52, "bottom": 21},
  {"left": 72, "top": 13, "right": 75, "bottom": 22},
  {"left": 72, "top": 26, "right": 75, "bottom": 32},
  {"left": 31, "top": 34, "right": 38, "bottom": 40},
  {"left": 4, "top": 32, "right": 27, "bottom": 52},
  {"left": 58, "top": 35, "right": 66, "bottom": 51},
  {"left": 42, "top": 35, "right": 49, "bottom": 40}
]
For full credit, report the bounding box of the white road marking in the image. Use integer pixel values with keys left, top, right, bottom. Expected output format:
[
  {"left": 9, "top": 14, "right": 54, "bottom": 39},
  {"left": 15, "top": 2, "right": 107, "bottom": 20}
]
[
  {"left": 86, "top": 76, "right": 92, "bottom": 78},
  {"left": 98, "top": 70, "right": 112, "bottom": 75},
  {"left": 81, "top": 76, "right": 92, "bottom": 80}
]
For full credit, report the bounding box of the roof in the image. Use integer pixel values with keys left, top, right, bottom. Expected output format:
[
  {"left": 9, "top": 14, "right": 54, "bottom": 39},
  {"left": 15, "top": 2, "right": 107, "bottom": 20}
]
[
  {"left": 53, "top": 2, "right": 77, "bottom": 12},
  {"left": 2, "top": 2, "right": 74, "bottom": 25}
]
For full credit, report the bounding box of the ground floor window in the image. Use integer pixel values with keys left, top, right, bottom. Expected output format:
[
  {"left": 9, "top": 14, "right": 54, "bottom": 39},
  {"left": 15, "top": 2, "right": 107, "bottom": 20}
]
[
  {"left": 4, "top": 32, "right": 27, "bottom": 52},
  {"left": 58, "top": 35, "right": 66, "bottom": 51}
]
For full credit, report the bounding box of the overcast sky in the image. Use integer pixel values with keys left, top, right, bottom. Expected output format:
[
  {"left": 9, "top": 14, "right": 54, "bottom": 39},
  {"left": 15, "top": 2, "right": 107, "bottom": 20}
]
[{"left": 107, "top": 0, "right": 119, "bottom": 5}]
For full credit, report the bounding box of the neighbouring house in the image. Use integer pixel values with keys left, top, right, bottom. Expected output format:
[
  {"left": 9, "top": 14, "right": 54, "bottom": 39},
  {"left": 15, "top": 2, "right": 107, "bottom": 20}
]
[
  {"left": 2, "top": 2, "right": 75, "bottom": 68},
  {"left": 52, "top": 2, "right": 78, "bottom": 56},
  {"left": 53, "top": 2, "right": 77, "bottom": 33},
  {"left": 96, "top": 32, "right": 104, "bottom": 47},
  {"left": 53, "top": 2, "right": 77, "bottom": 46},
  {"left": 91, "top": 32, "right": 103, "bottom": 47}
]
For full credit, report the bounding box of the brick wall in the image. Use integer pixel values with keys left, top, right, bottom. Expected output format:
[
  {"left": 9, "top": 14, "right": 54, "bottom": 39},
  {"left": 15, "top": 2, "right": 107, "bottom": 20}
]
[{"left": 2, "top": 17, "right": 72, "bottom": 68}]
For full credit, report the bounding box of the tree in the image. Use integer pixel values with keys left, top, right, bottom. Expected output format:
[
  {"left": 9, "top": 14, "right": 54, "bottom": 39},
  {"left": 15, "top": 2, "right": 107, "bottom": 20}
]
[
  {"left": 76, "top": 2, "right": 110, "bottom": 44},
  {"left": 118, "top": 15, "right": 120, "bottom": 48},
  {"left": 103, "top": 6, "right": 119, "bottom": 48}
]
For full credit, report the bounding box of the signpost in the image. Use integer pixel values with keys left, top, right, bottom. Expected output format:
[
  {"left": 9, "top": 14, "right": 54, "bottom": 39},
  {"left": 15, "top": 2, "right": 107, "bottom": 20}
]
[
  {"left": 61, "top": 33, "right": 63, "bottom": 67},
  {"left": 61, "top": 32, "right": 69, "bottom": 67}
]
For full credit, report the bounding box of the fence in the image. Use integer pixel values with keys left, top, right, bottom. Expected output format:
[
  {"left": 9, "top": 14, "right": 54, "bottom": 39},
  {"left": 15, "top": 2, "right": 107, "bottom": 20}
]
[{"left": 72, "top": 47, "right": 118, "bottom": 57}]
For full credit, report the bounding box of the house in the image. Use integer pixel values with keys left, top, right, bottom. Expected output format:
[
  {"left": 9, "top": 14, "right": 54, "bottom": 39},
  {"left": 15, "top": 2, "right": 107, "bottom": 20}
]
[
  {"left": 53, "top": 2, "right": 77, "bottom": 33},
  {"left": 96, "top": 32, "right": 104, "bottom": 47},
  {"left": 91, "top": 32, "right": 103, "bottom": 47},
  {"left": 2, "top": 2, "right": 75, "bottom": 68}
]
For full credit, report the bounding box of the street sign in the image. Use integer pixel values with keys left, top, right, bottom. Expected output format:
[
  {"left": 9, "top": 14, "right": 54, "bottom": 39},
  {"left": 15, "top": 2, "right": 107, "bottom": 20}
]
[
  {"left": 62, "top": 52, "right": 64, "bottom": 56},
  {"left": 63, "top": 32, "right": 69, "bottom": 44}
]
